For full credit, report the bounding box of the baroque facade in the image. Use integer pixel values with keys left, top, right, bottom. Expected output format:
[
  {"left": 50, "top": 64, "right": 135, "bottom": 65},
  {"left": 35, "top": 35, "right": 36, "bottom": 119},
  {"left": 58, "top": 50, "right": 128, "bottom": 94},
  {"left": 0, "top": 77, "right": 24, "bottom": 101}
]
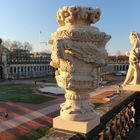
[
  {"left": 0, "top": 39, "right": 55, "bottom": 80},
  {"left": 101, "top": 55, "right": 129, "bottom": 74},
  {"left": 0, "top": 38, "right": 129, "bottom": 80}
]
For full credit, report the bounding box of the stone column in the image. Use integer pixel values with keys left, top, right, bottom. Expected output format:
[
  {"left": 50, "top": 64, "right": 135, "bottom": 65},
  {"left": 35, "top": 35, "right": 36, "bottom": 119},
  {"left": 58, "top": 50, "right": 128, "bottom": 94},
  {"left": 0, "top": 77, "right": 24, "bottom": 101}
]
[{"left": 49, "top": 6, "right": 111, "bottom": 133}]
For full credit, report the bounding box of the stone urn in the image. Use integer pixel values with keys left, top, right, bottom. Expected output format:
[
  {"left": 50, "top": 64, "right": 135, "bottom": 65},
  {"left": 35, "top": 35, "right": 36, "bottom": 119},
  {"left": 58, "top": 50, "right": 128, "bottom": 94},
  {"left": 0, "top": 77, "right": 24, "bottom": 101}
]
[{"left": 49, "top": 6, "right": 111, "bottom": 133}]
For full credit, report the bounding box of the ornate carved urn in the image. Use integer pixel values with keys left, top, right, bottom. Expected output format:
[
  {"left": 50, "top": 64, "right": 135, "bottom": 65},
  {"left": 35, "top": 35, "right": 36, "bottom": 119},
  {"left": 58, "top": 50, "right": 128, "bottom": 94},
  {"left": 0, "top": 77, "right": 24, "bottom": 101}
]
[{"left": 49, "top": 6, "right": 111, "bottom": 132}]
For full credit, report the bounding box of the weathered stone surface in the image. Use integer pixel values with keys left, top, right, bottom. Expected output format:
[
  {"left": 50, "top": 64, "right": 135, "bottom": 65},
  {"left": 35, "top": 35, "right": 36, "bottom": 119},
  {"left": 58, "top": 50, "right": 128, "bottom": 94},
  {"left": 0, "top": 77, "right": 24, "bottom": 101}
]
[
  {"left": 53, "top": 116, "right": 100, "bottom": 133},
  {"left": 120, "top": 84, "right": 140, "bottom": 92},
  {"left": 49, "top": 6, "right": 111, "bottom": 123},
  {"left": 39, "top": 128, "right": 85, "bottom": 140},
  {"left": 45, "top": 5, "right": 111, "bottom": 135}
]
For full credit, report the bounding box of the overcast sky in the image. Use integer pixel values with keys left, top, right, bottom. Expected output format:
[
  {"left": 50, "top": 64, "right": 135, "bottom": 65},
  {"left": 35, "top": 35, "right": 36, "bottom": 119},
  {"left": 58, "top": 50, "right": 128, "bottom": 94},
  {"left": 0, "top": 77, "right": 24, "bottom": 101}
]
[{"left": 0, "top": 0, "right": 140, "bottom": 54}]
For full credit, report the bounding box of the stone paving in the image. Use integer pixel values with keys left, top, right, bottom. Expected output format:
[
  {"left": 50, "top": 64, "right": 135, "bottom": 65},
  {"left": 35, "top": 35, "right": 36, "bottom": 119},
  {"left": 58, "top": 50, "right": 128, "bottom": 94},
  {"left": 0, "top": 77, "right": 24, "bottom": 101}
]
[
  {"left": 0, "top": 112, "right": 59, "bottom": 140},
  {"left": 0, "top": 97, "right": 63, "bottom": 140},
  {"left": 0, "top": 86, "right": 118, "bottom": 140},
  {"left": 0, "top": 75, "right": 125, "bottom": 140},
  {"left": 0, "top": 103, "right": 60, "bottom": 133},
  {"left": 0, "top": 97, "right": 63, "bottom": 119}
]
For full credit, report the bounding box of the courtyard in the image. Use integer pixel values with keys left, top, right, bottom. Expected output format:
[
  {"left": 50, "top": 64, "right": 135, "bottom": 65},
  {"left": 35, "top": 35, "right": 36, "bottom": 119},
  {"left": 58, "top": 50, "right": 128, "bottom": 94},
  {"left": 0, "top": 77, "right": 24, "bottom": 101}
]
[{"left": 0, "top": 74, "right": 124, "bottom": 140}]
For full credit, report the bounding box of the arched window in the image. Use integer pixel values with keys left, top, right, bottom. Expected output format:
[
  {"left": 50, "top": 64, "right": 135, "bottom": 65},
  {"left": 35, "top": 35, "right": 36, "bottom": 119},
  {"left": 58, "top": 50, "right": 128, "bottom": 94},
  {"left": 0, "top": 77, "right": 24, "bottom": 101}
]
[
  {"left": 114, "top": 65, "right": 116, "bottom": 71},
  {"left": 126, "top": 65, "right": 129, "bottom": 70},
  {"left": 117, "top": 65, "right": 119, "bottom": 71},
  {"left": 123, "top": 65, "right": 125, "bottom": 71},
  {"left": 28, "top": 67, "right": 30, "bottom": 72},
  {"left": 120, "top": 65, "right": 122, "bottom": 71},
  {"left": 14, "top": 67, "right": 16, "bottom": 73}
]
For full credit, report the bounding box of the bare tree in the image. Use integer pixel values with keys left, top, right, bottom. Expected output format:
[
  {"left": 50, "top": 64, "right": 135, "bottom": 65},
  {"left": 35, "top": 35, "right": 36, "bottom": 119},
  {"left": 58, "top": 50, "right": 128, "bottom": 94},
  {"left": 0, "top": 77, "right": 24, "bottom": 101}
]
[
  {"left": 2, "top": 39, "right": 32, "bottom": 52},
  {"left": 23, "top": 42, "right": 32, "bottom": 52},
  {"left": 2, "top": 39, "right": 13, "bottom": 50},
  {"left": 10, "top": 41, "right": 23, "bottom": 51}
]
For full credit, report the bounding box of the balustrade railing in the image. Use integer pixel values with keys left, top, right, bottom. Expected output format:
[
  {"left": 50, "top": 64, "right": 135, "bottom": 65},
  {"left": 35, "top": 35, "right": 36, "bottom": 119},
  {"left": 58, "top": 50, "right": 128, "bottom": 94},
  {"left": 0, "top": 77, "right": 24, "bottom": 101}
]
[
  {"left": 68, "top": 92, "right": 140, "bottom": 140},
  {"left": 98, "top": 101, "right": 135, "bottom": 140}
]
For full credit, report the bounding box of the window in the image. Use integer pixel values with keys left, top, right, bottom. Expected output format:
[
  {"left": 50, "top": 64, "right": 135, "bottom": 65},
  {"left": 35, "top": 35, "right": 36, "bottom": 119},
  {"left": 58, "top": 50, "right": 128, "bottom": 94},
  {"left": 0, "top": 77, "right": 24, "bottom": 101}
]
[
  {"left": 10, "top": 67, "right": 13, "bottom": 73},
  {"left": 14, "top": 67, "right": 16, "bottom": 73}
]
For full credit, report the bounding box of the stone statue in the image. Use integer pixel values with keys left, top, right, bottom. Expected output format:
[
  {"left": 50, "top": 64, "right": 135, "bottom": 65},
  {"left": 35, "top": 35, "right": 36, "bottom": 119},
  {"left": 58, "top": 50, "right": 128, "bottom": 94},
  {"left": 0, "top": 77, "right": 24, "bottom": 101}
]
[
  {"left": 49, "top": 6, "right": 111, "bottom": 133},
  {"left": 121, "top": 32, "right": 140, "bottom": 87}
]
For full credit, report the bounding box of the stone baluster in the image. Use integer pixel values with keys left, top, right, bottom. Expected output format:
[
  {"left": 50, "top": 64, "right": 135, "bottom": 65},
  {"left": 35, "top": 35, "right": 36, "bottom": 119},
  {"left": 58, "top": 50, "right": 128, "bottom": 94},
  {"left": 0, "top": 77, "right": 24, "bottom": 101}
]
[{"left": 98, "top": 101, "right": 136, "bottom": 140}]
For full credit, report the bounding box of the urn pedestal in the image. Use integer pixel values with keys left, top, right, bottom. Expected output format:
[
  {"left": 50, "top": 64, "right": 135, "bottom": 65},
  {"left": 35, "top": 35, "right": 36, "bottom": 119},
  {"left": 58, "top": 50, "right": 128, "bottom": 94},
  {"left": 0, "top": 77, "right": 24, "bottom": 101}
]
[{"left": 49, "top": 6, "right": 111, "bottom": 133}]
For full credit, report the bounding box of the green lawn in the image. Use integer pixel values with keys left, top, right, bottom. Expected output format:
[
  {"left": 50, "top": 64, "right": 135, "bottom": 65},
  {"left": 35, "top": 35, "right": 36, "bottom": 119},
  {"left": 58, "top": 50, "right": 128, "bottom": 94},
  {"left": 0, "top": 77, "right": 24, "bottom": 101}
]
[
  {"left": 0, "top": 83, "right": 55, "bottom": 104},
  {"left": 44, "top": 77, "right": 56, "bottom": 83},
  {"left": 17, "top": 125, "right": 51, "bottom": 140},
  {"left": 36, "top": 77, "right": 56, "bottom": 83}
]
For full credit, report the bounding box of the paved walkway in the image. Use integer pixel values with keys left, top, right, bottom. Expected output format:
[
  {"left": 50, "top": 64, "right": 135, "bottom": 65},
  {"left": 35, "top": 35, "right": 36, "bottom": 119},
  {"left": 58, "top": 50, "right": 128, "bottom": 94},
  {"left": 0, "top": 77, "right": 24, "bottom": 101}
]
[
  {"left": 0, "top": 75, "right": 123, "bottom": 139},
  {"left": 90, "top": 84, "right": 120, "bottom": 97},
  {"left": 0, "top": 84, "right": 120, "bottom": 133},
  {"left": 0, "top": 103, "right": 60, "bottom": 133}
]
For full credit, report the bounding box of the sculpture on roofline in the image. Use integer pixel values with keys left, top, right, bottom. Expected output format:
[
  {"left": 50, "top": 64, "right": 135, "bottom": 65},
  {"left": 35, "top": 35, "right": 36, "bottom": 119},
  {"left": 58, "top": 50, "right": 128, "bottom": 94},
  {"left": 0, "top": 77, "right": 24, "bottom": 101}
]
[{"left": 121, "top": 32, "right": 140, "bottom": 87}]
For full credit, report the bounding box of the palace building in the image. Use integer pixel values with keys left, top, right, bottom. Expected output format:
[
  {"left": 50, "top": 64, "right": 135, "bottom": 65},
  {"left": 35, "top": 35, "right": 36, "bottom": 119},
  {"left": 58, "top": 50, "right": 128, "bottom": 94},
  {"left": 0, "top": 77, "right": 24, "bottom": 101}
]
[
  {"left": 0, "top": 39, "right": 55, "bottom": 80},
  {"left": 101, "top": 55, "right": 129, "bottom": 74},
  {"left": 0, "top": 38, "right": 129, "bottom": 80}
]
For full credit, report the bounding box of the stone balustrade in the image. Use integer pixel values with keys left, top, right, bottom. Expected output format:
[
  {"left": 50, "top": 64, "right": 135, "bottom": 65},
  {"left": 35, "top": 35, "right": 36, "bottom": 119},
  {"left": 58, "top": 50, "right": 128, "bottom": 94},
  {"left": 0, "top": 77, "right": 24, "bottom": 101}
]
[
  {"left": 96, "top": 93, "right": 136, "bottom": 140},
  {"left": 40, "top": 92, "right": 140, "bottom": 140},
  {"left": 78, "top": 92, "right": 139, "bottom": 140}
]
